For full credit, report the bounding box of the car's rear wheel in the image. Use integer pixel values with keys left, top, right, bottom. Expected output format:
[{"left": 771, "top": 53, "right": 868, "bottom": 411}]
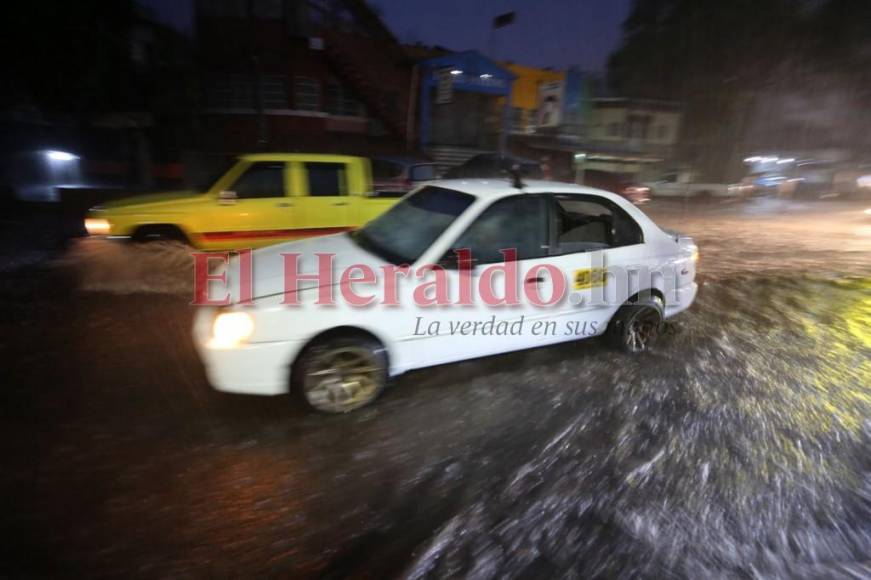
[
  {"left": 608, "top": 301, "right": 663, "bottom": 353},
  {"left": 293, "top": 335, "right": 388, "bottom": 413}
]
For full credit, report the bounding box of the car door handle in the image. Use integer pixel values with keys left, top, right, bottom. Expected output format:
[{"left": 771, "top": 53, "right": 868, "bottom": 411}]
[
  {"left": 275, "top": 202, "right": 293, "bottom": 208},
  {"left": 331, "top": 201, "right": 349, "bottom": 206},
  {"left": 525, "top": 276, "right": 545, "bottom": 284}
]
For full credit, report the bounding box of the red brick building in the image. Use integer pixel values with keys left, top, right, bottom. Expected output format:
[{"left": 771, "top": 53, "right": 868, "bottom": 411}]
[{"left": 194, "top": 0, "right": 413, "bottom": 156}]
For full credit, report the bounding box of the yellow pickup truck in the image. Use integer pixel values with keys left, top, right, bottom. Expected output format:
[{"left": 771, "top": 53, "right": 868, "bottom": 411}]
[{"left": 84, "top": 153, "right": 401, "bottom": 250}]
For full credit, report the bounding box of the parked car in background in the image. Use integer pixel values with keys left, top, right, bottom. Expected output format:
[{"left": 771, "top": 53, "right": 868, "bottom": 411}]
[
  {"left": 443, "top": 153, "right": 543, "bottom": 180},
  {"left": 645, "top": 171, "right": 752, "bottom": 199},
  {"left": 582, "top": 169, "right": 650, "bottom": 204},
  {"left": 84, "top": 154, "right": 398, "bottom": 250},
  {"left": 834, "top": 165, "right": 871, "bottom": 200},
  {"left": 371, "top": 157, "right": 438, "bottom": 197}
]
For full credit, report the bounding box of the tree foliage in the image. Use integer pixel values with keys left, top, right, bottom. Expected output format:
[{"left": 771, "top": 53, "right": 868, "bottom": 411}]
[
  {"left": 0, "top": 0, "right": 141, "bottom": 115},
  {"left": 608, "top": 0, "right": 871, "bottom": 175}
]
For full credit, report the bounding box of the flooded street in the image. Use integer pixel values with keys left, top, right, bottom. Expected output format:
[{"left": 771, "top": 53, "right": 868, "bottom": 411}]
[{"left": 1, "top": 200, "right": 869, "bottom": 578}]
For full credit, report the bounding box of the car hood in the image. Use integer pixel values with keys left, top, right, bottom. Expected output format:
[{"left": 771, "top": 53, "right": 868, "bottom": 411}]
[
  {"left": 240, "top": 232, "right": 388, "bottom": 300},
  {"left": 98, "top": 190, "right": 205, "bottom": 214}
]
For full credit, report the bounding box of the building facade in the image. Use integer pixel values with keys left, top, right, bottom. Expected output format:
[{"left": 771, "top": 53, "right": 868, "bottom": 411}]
[
  {"left": 194, "top": 0, "right": 412, "bottom": 155},
  {"left": 582, "top": 98, "right": 682, "bottom": 177},
  {"left": 503, "top": 63, "right": 565, "bottom": 135}
]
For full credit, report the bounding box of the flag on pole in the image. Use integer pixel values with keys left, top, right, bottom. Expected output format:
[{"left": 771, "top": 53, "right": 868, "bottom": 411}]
[{"left": 492, "top": 11, "right": 516, "bottom": 29}]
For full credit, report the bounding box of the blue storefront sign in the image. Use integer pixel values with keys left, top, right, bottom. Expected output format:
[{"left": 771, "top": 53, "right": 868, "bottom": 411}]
[{"left": 418, "top": 50, "right": 516, "bottom": 151}]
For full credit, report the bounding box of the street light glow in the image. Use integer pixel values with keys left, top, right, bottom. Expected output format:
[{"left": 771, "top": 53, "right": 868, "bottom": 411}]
[{"left": 46, "top": 150, "right": 78, "bottom": 162}]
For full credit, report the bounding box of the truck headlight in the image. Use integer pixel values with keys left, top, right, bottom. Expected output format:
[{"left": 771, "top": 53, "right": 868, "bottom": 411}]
[
  {"left": 84, "top": 218, "right": 111, "bottom": 236},
  {"left": 209, "top": 311, "right": 255, "bottom": 349}
]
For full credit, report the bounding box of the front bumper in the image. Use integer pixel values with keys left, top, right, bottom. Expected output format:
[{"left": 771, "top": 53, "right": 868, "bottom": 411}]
[
  {"left": 193, "top": 308, "right": 304, "bottom": 396},
  {"left": 197, "top": 339, "right": 304, "bottom": 395}
]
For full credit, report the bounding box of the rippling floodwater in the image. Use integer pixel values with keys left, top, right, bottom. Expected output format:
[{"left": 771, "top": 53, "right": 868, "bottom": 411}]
[
  {"left": 394, "top": 274, "right": 871, "bottom": 578},
  {"left": 2, "top": 200, "right": 870, "bottom": 578}
]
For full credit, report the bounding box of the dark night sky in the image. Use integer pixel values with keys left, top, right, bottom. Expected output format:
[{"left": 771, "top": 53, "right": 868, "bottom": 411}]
[
  {"left": 141, "top": 0, "right": 632, "bottom": 71},
  {"left": 373, "top": 0, "right": 632, "bottom": 71}
]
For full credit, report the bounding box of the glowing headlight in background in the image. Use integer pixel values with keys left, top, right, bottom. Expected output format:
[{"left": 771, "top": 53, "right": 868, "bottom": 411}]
[
  {"left": 46, "top": 150, "right": 78, "bottom": 162},
  {"left": 209, "top": 311, "right": 255, "bottom": 349},
  {"left": 84, "top": 218, "right": 110, "bottom": 235},
  {"left": 856, "top": 175, "right": 871, "bottom": 189}
]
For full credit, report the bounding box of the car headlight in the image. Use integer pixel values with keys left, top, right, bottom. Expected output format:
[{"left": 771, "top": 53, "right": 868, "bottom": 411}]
[
  {"left": 209, "top": 311, "right": 255, "bottom": 349},
  {"left": 84, "top": 218, "right": 111, "bottom": 236}
]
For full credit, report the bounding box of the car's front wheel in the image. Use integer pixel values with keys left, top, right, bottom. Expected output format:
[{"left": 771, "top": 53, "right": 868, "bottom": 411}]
[
  {"left": 293, "top": 335, "right": 388, "bottom": 413},
  {"left": 608, "top": 301, "right": 663, "bottom": 353},
  {"left": 131, "top": 225, "right": 190, "bottom": 245}
]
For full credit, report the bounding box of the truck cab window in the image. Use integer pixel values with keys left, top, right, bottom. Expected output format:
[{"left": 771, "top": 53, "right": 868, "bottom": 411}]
[
  {"left": 305, "top": 162, "right": 348, "bottom": 197},
  {"left": 231, "top": 162, "right": 286, "bottom": 199}
]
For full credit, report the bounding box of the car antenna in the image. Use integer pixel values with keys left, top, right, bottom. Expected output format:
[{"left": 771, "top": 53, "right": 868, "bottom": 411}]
[{"left": 508, "top": 163, "right": 525, "bottom": 190}]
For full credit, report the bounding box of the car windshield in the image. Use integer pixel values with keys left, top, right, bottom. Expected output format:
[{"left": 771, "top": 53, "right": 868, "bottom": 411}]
[
  {"left": 351, "top": 186, "right": 474, "bottom": 265},
  {"left": 189, "top": 157, "right": 236, "bottom": 191}
]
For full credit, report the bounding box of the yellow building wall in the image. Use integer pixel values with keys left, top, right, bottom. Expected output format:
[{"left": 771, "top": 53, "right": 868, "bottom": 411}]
[{"left": 503, "top": 63, "right": 566, "bottom": 110}]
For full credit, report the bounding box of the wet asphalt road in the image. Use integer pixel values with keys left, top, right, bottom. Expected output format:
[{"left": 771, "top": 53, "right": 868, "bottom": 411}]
[{"left": 1, "top": 199, "right": 870, "bottom": 578}]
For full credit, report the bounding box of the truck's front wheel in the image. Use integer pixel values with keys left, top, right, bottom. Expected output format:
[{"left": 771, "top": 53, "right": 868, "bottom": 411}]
[{"left": 131, "top": 225, "right": 190, "bottom": 245}]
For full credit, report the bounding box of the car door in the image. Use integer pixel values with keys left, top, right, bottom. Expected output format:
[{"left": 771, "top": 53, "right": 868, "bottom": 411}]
[
  {"left": 196, "top": 160, "right": 295, "bottom": 250},
  {"left": 292, "top": 161, "right": 357, "bottom": 237},
  {"left": 543, "top": 194, "right": 647, "bottom": 339},
  {"left": 415, "top": 194, "right": 552, "bottom": 365}
]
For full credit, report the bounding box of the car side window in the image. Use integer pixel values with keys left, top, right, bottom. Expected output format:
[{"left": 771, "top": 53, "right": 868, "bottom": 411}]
[
  {"left": 231, "top": 162, "right": 286, "bottom": 199},
  {"left": 551, "top": 195, "right": 643, "bottom": 254},
  {"left": 448, "top": 195, "right": 548, "bottom": 265},
  {"left": 305, "top": 162, "right": 348, "bottom": 197}
]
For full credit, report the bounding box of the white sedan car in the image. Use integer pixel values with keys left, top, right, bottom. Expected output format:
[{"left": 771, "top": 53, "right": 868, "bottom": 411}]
[{"left": 194, "top": 180, "right": 698, "bottom": 413}]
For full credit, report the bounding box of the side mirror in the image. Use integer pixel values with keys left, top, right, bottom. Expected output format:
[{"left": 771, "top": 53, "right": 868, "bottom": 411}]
[{"left": 218, "top": 190, "right": 237, "bottom": 205}]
